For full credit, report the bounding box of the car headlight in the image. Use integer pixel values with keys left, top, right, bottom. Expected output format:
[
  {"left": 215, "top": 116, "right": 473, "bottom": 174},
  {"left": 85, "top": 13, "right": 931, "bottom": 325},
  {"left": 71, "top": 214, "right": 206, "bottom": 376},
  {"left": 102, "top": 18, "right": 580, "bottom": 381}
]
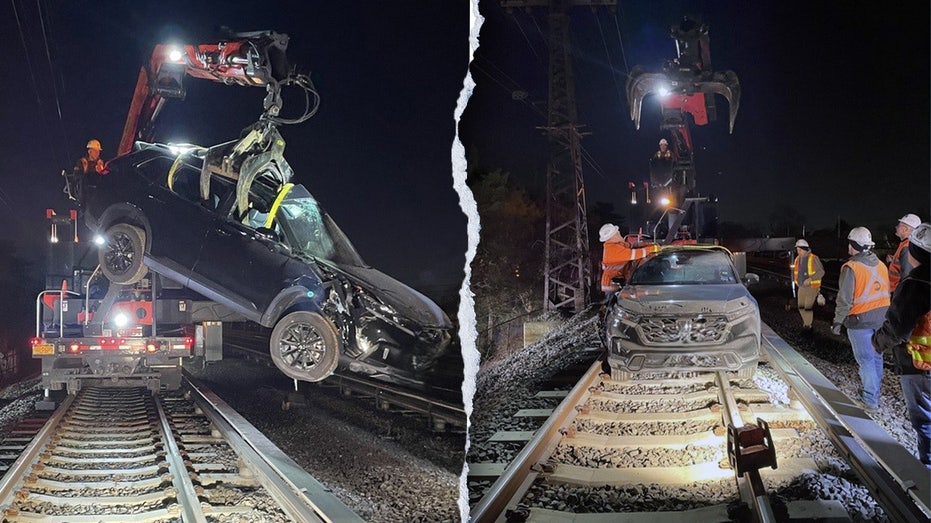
[
  {"left": 606, "top": 303, "right": 640, "bottom": 338},
  {"left": 356, "top": 290, "right": 412, "bottom": 332}
]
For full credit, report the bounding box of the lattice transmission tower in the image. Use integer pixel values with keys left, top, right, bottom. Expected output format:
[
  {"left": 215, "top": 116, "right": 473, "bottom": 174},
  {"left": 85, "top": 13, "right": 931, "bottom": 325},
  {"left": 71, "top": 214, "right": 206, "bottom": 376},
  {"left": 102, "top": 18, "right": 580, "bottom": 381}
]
[{"left": 501, "top": 0, "right": 616, "bottom": 312}]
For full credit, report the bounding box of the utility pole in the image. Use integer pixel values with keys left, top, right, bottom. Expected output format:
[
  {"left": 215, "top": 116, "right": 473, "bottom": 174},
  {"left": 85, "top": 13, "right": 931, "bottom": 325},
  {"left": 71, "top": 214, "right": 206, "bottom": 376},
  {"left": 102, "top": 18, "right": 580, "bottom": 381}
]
[{"left": 502, "top": 0, "right": 616, "bottom": 313}]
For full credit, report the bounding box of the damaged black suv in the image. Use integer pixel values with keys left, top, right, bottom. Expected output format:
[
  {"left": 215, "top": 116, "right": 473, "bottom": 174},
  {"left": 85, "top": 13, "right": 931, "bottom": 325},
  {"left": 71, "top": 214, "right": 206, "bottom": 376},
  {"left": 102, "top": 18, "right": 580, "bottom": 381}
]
[{"left": 82, "top": 142, "right": 453, "bottom": 385}]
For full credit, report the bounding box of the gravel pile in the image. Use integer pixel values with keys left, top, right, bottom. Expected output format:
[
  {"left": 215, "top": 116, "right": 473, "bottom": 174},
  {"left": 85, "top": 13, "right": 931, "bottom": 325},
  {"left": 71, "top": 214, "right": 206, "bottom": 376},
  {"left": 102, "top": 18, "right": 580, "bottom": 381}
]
[
  {"left": 575, "top": 418, "right": 718, "bottom": 436},
  {"left": 521, "top": 480, "right": 735, "bottom": 513},
  {"left": 550, "top": 442, "right": 723, "bottom": 468}
]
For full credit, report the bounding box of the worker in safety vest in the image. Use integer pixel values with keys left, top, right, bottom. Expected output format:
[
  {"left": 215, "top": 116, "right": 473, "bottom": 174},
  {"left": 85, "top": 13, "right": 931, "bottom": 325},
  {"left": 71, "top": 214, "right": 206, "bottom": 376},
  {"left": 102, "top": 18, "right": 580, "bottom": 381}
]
[
  {"left": 599, "top": 223, "right": 658, "bottom": 296},
  {"left": 873, "top": 222, "right": 931, "bottom": 468},
  {"left": 889, "top": 213, "right": 921, "bottom": 291},
  {"left": 831, "top": 226, "right": 890, "bottom": 411},
  {"left": 654, "top": 138, "right": 672, "bottom": 161},
  {"left": 68, "top": 139, "right": 106, "bottom": 204},
  {"left": 793, "top": 239, "right": 825, "bottom": 331},
  {"left": 73, "top": 139, "right": 105, "bottom": 176}
]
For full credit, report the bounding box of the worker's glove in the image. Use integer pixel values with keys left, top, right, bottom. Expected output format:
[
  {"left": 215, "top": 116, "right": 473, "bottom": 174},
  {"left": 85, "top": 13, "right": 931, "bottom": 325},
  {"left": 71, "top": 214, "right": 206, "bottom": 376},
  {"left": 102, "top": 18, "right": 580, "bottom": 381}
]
[{"left": 830, "top": 323, "right": 843, "bottom": 336}]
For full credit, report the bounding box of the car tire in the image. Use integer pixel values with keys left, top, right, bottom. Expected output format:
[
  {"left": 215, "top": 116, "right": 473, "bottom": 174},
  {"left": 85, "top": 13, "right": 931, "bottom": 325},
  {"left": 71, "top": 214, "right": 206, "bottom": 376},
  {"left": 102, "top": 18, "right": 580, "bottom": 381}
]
[
  {"left": 270, "top": 310, "right": 340, "bottom": 383},
  {"left": 99, "top": 223, "right": 148, "bottom": 285}
]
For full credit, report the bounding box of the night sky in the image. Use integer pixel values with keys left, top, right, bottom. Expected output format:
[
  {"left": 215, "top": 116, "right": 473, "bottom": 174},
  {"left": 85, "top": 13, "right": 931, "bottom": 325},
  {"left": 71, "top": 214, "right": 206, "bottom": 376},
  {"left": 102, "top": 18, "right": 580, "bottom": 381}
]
[
  {"left": 2, "top": 1, "right": 468, "bottom": 304},
  {"left": 3, "top": 1, "right": 929, "bottom": 305},
  {"left": 461, "top": 1, "right": 931, "bottom": 242}
]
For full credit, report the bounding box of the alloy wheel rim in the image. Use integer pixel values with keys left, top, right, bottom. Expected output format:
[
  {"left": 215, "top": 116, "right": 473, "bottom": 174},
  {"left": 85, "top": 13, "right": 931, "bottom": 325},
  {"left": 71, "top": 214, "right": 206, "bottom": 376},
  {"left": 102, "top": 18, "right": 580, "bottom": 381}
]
[
  {"left": 279, "top": 322, "right": 326, "bottom": 370},
  {"left": 104, "top": 232, "right": 135, "bottom": 274}
]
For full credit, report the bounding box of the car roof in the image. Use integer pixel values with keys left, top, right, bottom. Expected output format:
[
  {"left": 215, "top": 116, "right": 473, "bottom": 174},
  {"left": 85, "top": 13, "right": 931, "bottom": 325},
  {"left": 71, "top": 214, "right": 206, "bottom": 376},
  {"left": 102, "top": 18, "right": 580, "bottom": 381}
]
[{"left": 657, "top": 244, "right": 734, "bottom": 256}]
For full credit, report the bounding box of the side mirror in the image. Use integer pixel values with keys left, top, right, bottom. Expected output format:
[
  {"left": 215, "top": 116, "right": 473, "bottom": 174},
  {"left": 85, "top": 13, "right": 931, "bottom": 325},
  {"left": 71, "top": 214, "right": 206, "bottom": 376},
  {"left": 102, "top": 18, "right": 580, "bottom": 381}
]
[
  {"left": 611, "top": 276, "right": 627, "bottom": 287},
  {"left": 742, "top": 273, "right": 760, "bottom": 286}
]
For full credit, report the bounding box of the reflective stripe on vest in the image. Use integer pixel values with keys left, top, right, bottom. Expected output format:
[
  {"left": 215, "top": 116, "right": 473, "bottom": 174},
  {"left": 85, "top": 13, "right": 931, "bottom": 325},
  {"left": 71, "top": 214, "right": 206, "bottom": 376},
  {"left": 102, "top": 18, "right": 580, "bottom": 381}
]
[
  {"left": 843, "top": 260, "right": 891, "bottom": 315},
  {"left": 889, "top": 240, "right": 908, "bottom": 291},
  {"left": 601, "top": 243, "right": 658, "bottom": 292},
  {"left": 793, "top": 254, "right": 821, "bottom": 288},
  {"left": 907, "top": 312, "right": 931, "bottom": 371}
]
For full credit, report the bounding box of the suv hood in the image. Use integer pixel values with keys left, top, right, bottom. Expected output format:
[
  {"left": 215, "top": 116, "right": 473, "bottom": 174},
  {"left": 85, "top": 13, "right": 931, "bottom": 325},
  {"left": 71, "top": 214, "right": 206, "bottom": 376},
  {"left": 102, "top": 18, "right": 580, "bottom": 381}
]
[
  {"left": 620, "top": 284, "right": 755, "bottom": 315},
  {"left": 331, "top": 264, "right": 452, "bottom": 329}
]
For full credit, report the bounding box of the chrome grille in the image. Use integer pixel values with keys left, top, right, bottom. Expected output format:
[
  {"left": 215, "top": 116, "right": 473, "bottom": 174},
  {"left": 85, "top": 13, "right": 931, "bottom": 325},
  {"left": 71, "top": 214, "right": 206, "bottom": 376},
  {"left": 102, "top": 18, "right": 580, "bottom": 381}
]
[{"left": 638, "top": 315, "right": 728, "bottom": 344}]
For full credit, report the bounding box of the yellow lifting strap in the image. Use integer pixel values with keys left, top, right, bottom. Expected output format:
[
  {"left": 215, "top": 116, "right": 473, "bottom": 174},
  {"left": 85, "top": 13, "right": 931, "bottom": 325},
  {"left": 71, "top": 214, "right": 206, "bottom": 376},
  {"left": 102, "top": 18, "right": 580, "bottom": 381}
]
[
  {"left": 167, "top": 154, "right": 185, "bottom": 191},
  {"left": 264, "top": 183, "right": 294, "bottom": 229}
]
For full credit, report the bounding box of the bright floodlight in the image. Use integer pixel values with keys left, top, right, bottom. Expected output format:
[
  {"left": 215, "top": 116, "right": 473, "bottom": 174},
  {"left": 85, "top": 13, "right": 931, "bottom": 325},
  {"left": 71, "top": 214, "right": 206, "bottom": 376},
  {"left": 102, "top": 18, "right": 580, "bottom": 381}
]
[
  {"left": 167, "top": 48, "right": 184, "bottom": 62},
  {"left": 93, "top": 235, "right": 106, "bottom": 246},
  {"left": 660, "top": 196, "right": 671, "bottom": 206},
  {"left": 658, "top": 86, "right": 670, "bottom": 97},
  {"left": 113, "top": 313, "right": 129, "bottom": 328}
]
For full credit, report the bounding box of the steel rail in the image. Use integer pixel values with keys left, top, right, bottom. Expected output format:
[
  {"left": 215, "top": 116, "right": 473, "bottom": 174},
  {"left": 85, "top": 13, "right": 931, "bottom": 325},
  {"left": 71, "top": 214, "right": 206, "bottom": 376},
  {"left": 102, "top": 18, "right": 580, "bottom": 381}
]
[
  {"left": 471, "top": 359, "right": 603, "bottom": 523},
  {"left": 715, "top": 371, "right": 777, "bottom": 523},
  {"left": 223, "top": 337, "right": 465, "bottom": 428},
  {"left": 0, "top": 395, "right": 74, "bottom": 504},
  {"left": 326, "top": 372, "right": 465, "bottom": 428},
  {"left": 152, "top": 397, "right": 208, "bottom": 523},
  {"left": 762, "top": 324, "right": 931, "bottom": 522},
  {"left": 184, "top": 373, "right": 364, "bottom": 523}
]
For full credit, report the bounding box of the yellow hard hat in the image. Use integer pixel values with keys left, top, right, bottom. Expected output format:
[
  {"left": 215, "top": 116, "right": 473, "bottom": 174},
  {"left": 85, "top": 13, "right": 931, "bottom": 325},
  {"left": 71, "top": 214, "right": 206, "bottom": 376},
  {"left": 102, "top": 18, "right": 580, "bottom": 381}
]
[{"left": 86, "top": 139, "right": 102, "bottom": 151}]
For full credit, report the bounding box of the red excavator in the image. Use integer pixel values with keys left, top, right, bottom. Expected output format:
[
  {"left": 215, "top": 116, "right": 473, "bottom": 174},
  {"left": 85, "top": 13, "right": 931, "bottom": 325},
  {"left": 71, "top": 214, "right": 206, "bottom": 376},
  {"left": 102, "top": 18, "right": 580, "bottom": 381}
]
[{"left": 626, "top": 16, "right": 740, "bottom": 244}]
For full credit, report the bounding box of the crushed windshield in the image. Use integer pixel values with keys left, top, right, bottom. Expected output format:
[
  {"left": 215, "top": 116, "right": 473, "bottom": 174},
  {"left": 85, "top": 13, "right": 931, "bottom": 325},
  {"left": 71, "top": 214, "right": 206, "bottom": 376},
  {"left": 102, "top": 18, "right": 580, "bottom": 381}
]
[
  {"left": 275, "top": 185, "right": 366, "bottom": 267},
  {"left": 629, "top": 250, "right": 737, "bottom": 285}
]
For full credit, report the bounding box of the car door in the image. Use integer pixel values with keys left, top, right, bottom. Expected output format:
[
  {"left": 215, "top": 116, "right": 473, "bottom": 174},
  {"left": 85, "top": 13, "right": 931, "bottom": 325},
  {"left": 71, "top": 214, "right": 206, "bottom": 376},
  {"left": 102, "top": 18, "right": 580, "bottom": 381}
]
[
  {"left": 192, "top": 181, "right": 296, "bottom": 321},
  {"left": 134, "top": 156, "right": 214, "bottom": 277}
]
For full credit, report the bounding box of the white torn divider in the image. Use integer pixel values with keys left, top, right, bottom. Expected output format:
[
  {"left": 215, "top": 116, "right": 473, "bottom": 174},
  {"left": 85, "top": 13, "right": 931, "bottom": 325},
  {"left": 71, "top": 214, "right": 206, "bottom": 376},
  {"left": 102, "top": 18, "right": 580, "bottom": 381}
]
[{"left": 456, "top": 2, "right": 484, "bottom": 522}]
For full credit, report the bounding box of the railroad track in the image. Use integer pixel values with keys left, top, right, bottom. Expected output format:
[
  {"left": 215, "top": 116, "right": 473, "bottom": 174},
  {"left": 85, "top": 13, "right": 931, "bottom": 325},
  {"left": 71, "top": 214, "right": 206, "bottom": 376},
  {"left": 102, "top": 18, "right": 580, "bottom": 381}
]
[
  {"left": 222, "top": 330, "right": 466, "bottom": 431},
  {"left": 0, "top": 376, "right": 363, "bottom": 522},
  {"left": 469, "top": 328, "right": 931, "bottom": 522}
]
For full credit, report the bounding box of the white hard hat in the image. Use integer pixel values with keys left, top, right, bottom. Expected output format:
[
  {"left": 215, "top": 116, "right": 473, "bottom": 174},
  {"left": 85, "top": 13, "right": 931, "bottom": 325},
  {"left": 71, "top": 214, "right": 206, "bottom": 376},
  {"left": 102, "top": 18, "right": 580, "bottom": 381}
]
[
  {"left": 659, "top": 138, "right": 668, "bottom": 145},
  {"left": 910, "top": 223, "right": 931, "bottom": 253},
  {"left": 898, "top": 213, "right": 921, "bottom": 229},
  {"left": 86, "top": 139, "right": 102, "bottom": 151},
  {"left": 795, "top": 239, "right": 810, "bottom": 249},
  {"left": 599, "top": 223, "right": 620, "bottom": 242},
  {"left": 847, "top": 226, "right": 874, "bottom": 249}
]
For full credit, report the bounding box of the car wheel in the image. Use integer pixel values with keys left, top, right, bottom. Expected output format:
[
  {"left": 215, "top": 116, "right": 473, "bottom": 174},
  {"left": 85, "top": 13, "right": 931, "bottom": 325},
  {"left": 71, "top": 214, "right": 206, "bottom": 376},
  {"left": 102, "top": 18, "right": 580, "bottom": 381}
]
[
  {"left": 99, "top": 223, "right": 148, "bottom": 285},
  {"left": 270, "top": 311, "right": 339, "bottom": 382}
]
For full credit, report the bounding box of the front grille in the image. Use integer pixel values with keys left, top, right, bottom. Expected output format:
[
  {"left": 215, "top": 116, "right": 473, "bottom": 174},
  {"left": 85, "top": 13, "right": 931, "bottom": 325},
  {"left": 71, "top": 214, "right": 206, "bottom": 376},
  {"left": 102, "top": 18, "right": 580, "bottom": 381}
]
[{"left": 638, "top": 315, "right": 728, "bottom": 344}]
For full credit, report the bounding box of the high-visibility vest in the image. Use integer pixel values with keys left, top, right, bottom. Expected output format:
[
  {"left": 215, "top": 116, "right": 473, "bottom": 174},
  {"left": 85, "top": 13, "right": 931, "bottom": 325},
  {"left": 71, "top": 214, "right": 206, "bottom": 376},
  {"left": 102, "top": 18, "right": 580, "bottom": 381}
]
[
  {"left": 889, "top": 239, "right": 909, "bottom": 291},
  {"left": 601, "top": 242, "right": 658, "bottom": 292},
  {"left": 907, "top": 312, "right": 931, "bottom": 371},
  {"left": 843, "top": 260, "right": 890, "bottom": 315},
  {"left": 793, "top": 254, "right": 821, "bottom": 288}
]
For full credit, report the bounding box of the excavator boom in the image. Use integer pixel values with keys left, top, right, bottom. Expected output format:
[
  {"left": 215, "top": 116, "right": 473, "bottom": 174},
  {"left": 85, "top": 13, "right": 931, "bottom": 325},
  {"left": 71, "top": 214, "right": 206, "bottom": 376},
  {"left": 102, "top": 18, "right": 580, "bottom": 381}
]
[{"left": 117, "top": 31, "right": 305, "bottom": 156}]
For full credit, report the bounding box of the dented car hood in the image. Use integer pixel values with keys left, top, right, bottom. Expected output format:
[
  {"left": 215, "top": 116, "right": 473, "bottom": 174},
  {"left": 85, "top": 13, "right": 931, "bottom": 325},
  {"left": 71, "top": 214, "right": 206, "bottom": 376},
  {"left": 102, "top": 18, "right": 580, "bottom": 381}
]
[
  {"left": 331, "top": 263, "right": 451, "bottom": 329},
  {"left": 620, "top": 284, "right": 756, "bottom": 314}
]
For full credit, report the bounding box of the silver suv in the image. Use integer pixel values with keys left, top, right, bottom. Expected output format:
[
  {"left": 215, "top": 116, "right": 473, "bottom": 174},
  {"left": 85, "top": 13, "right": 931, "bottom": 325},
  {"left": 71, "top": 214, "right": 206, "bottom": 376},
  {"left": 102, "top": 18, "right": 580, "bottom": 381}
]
[{"left": 602, "top": 246, "right": 760, "bottom": 380}]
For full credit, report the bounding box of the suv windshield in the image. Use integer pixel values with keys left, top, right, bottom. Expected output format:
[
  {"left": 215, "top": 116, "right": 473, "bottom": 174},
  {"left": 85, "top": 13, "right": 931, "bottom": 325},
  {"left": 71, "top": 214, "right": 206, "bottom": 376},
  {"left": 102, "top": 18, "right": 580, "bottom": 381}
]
[
  {"left": 629, "top": 250, "right": 737, "bottom": 286},
  {"left": 275, "top": 185, "right": 366, "bottom": 267}
]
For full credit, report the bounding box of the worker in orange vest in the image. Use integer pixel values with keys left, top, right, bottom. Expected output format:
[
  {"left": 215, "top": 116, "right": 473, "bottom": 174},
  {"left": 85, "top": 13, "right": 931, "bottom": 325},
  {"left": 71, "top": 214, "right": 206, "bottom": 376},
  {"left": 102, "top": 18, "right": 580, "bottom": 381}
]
[
  {"left": 792, "top": 239, "right": 825, "bottom": 332},
  {"left": 832, "top": 227, "right": 890, "bottom": 411},
  {"left": 889, "top": 213, "right": 921, "bottom": 291},
  {"left": 73, "top": 139, "right": 105, "bottom": 175},
  {"left": 873, "top": 222, "right": 931, "bottom": 467},
  {"left": 599, "top": 223, "right": 658, "bottom": 296}
]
